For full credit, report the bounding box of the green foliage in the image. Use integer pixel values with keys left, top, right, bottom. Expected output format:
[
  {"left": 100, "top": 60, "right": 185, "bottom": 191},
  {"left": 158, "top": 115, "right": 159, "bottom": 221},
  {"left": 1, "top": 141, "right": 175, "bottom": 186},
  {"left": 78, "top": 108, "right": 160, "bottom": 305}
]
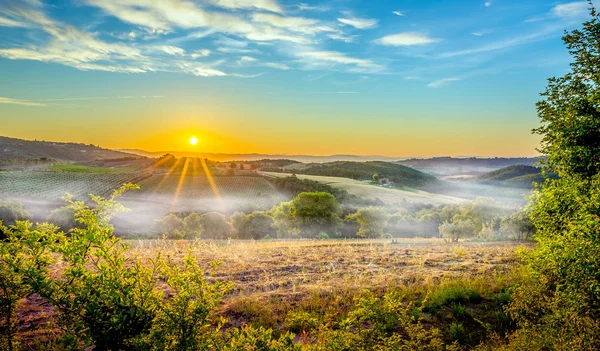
[
  {"left": 500, "top": 210, "right": 535, "bottom": 241},
  {"left": 269, "top": 175, "right": 367, "bottom": 204},
  {"left": 284, "top": 310, "right": 319, "bottom": 333},
  {"left": 449, "top": 322, "right": 466, "bottom": 343},
  {"left": 451, "top": 303, "right": 466, "bottom": 319},
  {"left": 220, "top": 326, "right": 300, "bottom": 351},
  {"left": 0, "top": 200, "right": 31, "bottom": 227},
  {"left": 315, "top": 232, "right": 329, "bottom": 240},
  {"left": 337, "top": 290, "right": 460, "bottom": 351},
  {"left": 271, "top": 192, "right": 343, "bottom": 238},
  {"left": 1, "top": 184, "right": 234, "bottom": 350},
  {"left": 160, "top": 213, "right": 184, "bottom": 239},
  {"left": 503, "top": 6, "right": 600, "bottom": 350},
  {"left": 199, "top": 212, "right": 233, "bottom": 239},
  {"left": 145, "top": 256, "right": 231, "bottom": 350},
  {"left": 230, "top": 211, "right": 275, "bottom": 239},
  {"left": 423, "top": 283, "right": 482, "bottom": 311},
  {"left": 289, "top": 161, "right": 440, "bottom": 190},
  {"left": 183, "top": 212, "right": 204, "bottom": 239},
  {"left": 534, "top": 5, "right": 600, "bottom": 178},
  {"left": 439, "top": 219, "right": 475, "bottom": 242},
  {"left": 345, "top": 207, "right": 390, "bottom": 238},
  {"left": 47, "top": 206, "right": 77, "bottom": 232}
]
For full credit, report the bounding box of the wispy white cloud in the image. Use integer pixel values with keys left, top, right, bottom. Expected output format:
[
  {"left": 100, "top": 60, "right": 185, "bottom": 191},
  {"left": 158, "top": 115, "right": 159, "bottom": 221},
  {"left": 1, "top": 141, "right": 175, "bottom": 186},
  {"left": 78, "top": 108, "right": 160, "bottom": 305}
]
[
  {"left": 264, "top": 62, "right": 289, "bottom": 70},
  {"left": 0, "top": 15, "right": 29, "bottom": 27},
  {"left": 438, "top": 27, "right": 560, "bottom": 58},
  {"left": 471, "top": 32, "right": 484, "bottom": 36},
  {"left": 178, "top": 63, "right": 227, "bottom": 77},
  {"left": 484, "top": 1, "right": 493, "bottom": 7},
  {"left": 251, "top": 13, "right": 337, "bottom": 36},
  {"left": 552, "top": 1, "right": 588, "bottom": 17},
  {"left": 237, "top": 56, "right": 257, "bottom": 65},
  {"left": 374, "top": 32, "right": 440, "bottom": 46},
  {"left": 337, "top": 14, "right": 378, "bottom": 29},
  {"left": 427, "top": 77, "right": 461, "bottom": 88},
  {"left": 296, "top": 50, "right": 382, "bottom": 72},
  {"left": 327, "top": 33, "right": 355, "bottom": 43},
  {"left": 297, "top": 3, "right": 328, "bottom": 12},
  {"left": 393, "top": 11, "right": 405, "bottom": 17},
  {"left": 207, "top": 0, "right": 283, "bottom": 13},
  {"left": 0, "top": 97, "right": 46, "bottom": 106},
  {"left": 191, "top": 49, "right": 211, "bottom": 59},
  {"left": 230, "top": 72, "right": 264, "bottom": 78},
  {"left": 158, "top": 45, "right": 186, "bottom": 55},
  {"left": 526, "top": 1, "right": 589, "bottom": 22}
]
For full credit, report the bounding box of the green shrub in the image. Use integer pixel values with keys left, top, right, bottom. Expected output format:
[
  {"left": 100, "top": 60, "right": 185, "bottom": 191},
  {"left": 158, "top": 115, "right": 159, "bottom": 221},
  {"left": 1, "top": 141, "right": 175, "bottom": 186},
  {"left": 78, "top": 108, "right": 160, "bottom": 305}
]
[
  {"left": 449, "top": 322, "right": 466, "bottom": 343},
  {"left": 284, "top": 310, "right": 319, "bottom": 333},
  {"left": 315, "top": 232, "right": 329, "bottom": 240},
  {"left": 451, "top": 303, "right": 466, "bottom": 319}
]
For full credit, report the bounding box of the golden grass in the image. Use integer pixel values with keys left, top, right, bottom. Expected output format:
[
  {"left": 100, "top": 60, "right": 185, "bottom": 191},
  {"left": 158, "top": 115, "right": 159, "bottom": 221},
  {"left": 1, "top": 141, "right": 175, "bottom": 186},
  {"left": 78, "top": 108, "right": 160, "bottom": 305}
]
[{"left": 15, "top": 239, "right": 532, "bottom": 342}]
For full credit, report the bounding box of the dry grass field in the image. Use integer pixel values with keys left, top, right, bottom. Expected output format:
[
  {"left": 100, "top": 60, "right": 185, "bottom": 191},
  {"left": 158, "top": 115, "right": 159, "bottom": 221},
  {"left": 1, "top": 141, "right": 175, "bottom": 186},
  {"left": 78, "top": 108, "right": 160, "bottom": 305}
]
[{"left": 15, "top": 239, "right": 531, "bottom": 345}]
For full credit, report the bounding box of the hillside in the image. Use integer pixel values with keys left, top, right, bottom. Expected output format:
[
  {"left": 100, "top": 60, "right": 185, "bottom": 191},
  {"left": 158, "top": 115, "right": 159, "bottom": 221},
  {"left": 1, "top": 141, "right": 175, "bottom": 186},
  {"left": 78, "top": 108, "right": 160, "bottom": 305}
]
[
  {"left": 397, "top": 157, "right": 544, "bottom": 176},
  {"left": 0, "top": 136, "right": 142, "bottom": 163},
  {"left": 263, "top": 161, "right": 441, "bottom": 190},
  {"left": 472, "top": 165, "right": 558, "bottom": 188}
]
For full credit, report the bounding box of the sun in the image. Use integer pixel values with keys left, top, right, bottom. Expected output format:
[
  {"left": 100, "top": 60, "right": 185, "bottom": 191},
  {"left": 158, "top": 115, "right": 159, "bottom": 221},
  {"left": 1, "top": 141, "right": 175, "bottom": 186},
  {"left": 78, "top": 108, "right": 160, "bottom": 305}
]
[{"left": 189, "top": 136, "right": 198, "bottom": 146}]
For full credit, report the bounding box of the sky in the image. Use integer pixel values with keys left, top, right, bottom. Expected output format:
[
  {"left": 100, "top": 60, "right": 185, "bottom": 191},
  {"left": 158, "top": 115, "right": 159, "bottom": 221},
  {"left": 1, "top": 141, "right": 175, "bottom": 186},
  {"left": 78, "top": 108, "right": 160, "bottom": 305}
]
[{"left": 0, "top": 0, "right": 591, "bottom": 157}]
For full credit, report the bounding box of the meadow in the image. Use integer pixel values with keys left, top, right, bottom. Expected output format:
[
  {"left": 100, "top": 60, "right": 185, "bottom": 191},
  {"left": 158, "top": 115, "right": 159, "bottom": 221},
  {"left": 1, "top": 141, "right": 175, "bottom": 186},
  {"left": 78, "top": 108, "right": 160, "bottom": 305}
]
[{"left": 14, "top": 238, "right": 529, "bottom": 348}]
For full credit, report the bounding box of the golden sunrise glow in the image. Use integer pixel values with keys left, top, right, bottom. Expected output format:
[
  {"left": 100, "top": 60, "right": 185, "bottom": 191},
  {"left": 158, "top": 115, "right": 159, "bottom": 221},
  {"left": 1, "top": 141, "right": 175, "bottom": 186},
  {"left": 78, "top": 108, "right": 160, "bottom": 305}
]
[{"left": 189, "top": 137, "right": 198, "bottom": 145}]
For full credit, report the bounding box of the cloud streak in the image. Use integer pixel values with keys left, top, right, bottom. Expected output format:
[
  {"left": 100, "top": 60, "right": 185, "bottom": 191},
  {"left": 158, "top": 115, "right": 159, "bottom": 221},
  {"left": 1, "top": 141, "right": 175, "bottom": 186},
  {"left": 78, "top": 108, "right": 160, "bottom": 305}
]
[
  {"left": 375, "top": 32, "right": 439, "bottom": 46},
  {"left": 427, "top": 78, "right": 461, "bottom": 88}
]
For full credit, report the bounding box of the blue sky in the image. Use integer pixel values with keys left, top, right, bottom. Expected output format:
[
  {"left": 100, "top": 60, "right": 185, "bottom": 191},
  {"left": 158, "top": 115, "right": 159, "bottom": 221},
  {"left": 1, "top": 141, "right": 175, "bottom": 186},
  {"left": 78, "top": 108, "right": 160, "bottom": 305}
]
[{"left": 0, "top": 0, "right": 591, "bottom": 156}]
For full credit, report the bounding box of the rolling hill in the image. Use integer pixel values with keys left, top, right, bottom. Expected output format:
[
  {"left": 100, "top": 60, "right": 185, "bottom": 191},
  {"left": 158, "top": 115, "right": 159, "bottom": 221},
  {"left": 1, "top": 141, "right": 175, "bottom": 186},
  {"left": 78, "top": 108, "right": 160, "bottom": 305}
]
[
  {"left": 397, "top": 157, "right": 544, "bottom": 176},
  {"left": 261, "top": 161, "right": 442, "bottom": 190},
  {"left": 0, "top": 136, "right": 142, "bottom": 163},
  {"left": 471, "top": 165, "right": 558, "bottom": 188}
]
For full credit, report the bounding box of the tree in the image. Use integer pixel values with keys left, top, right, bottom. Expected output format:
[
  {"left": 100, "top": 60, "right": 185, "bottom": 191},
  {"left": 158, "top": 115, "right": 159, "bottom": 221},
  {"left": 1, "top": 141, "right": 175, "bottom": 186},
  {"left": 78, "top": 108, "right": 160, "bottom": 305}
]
[
  {"left": 271, "top": 192, "right": 342, "bottom": 238},
  {"left": 160, "top": 213, "right": 184, "bottom": 239},
  {"left": 0, "top": 200, "right": 31, "bottom": 227},
  {"left": 47, "top": 206, "right": 77, "bottom": 232},
  {"left": 345, "top": 207, "right": 390, "bottom": 238},
  {"left": 183, "top": 213, "right": 204, "bottom": 239},
  {"left": 533, "top": 3, "right": 600, "bottom": 179},
  {"left": 200, "top": 212, "right": 233, "bottom": 239},
  {"left": 230, "top": 162, "right": 237, "bottom": 169},
  {"left": 231, "top": 211, "right": 274, "bottom": 239},
  {"left": 500, "top": 210, "right": 535, "bottom": 241},
  {"left": 438, "top": 219, "right": 475, "bottom": 242},
  {"left": 506, "top": 5, "right": 600, "bottom": 349},
  {"left": 372, "top": 174, "right": 379, "bottom": 182}
]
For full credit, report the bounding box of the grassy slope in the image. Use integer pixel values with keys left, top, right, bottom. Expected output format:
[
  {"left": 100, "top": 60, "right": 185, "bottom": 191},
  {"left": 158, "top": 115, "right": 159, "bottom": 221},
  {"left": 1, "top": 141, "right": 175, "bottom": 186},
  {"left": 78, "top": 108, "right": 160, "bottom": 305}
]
[
  {"left": 269, "top": 161, "right": 441, "bottom": 190},
  {"left": 262, "top": 172, "right": 461, "bottom": 205},
  {"left": 472, "top": 165, "right": 558, "bottom": 188},
  {"left": 49, "top": 164, "right": 132, "bottom": 173}
]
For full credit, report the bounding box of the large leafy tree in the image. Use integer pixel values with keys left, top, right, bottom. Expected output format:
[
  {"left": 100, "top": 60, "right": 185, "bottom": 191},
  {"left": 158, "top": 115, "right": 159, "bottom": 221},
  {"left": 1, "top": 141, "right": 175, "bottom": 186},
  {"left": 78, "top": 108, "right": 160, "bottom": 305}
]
[
  {"left": 506, "top": 3, "right": 600, "bottom": 349},
  {"left": 534, "top": 2, "right": 600, "bottom": 178}
]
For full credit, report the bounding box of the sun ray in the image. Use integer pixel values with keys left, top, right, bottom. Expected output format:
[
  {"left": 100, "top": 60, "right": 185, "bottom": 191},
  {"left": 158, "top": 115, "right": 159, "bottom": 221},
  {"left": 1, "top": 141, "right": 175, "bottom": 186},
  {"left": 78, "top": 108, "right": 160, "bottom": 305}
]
[
  {"left": 171, "top": 157, "right": 190, "bottom": 209},
  {"left": 154, "top": 157, "right": 184, "bottom": 193},
  {"left": 200, "top": 158, "right": 227, "bottom": 213}
]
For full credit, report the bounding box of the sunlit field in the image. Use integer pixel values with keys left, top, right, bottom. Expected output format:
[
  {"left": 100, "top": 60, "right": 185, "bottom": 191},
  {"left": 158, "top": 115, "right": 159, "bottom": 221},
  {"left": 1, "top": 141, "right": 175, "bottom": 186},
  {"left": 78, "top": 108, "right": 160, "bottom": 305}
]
[{"left": 15, "top": 238, "right": 530, "bottom": 346}]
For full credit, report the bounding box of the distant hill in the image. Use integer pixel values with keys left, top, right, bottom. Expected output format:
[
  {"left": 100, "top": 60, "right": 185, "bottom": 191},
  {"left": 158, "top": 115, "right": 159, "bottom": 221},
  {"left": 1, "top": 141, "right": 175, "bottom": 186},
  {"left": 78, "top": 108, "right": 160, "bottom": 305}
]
[
  {"left": 0, "top": 136, "right": 142, "bottom": 163},
  {"left": 118, "top": 149, "right": 403, "bottom": 163},
  {"left": 262, "top": 161, "right": 441, "bottom": 190},
  {"left": 472, "top": 165, "right": 558, "bottom": 188},
  {"left": 397, "top": 157, "right": 545, "bottom": 176}
]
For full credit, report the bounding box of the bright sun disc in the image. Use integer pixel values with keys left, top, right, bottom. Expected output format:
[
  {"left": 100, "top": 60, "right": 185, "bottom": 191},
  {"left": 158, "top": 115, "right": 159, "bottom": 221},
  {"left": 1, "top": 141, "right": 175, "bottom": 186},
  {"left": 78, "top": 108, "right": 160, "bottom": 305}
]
[{"left": 189, "top": 137, "right": 198, "bottom": 145}]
